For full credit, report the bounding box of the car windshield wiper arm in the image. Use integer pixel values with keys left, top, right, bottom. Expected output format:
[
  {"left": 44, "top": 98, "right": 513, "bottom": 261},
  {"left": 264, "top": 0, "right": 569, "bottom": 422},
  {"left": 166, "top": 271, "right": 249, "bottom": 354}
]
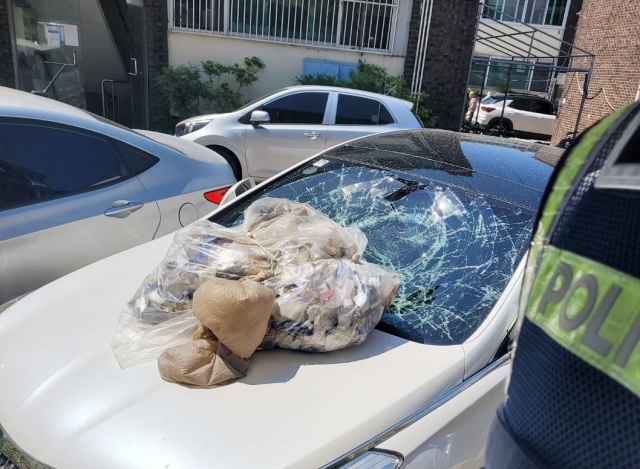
[{"left": 383, "top": 177, "right": 428, "bottom": 202}]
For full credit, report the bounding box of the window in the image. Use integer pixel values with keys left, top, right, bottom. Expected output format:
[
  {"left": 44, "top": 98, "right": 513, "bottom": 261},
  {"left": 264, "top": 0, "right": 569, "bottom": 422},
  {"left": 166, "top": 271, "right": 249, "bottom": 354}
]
[
  {"left": 482, "top": 0, "right": 569, "bottom": 26},
  {"left": 170, "top": 0, "right": 399, "bottom": 53},
  {"left": 509, "top": 99, "right": 532, "bottom": 111},
  {"left": 545, "top": 0, "right": 569, "bottom": 26},
  {"left": 0, "top": 123, "right": 125, "bottom": 212},
  {"left": 486, "top": 60, "right": 532, "bottom": 90},
  {"left": 335, "top": 94, "right": 394, "bottom": 125},
  {"left": 531, "top": 100, "right": 554, "bottom": 115},
  {"left": 262, "top": 92, "right": 328, "bottom": 124},
  {"left": 115, "top": 142, "right": 160, "bottom": 175},
  {"left": 469, "top": 62, "right": 488, "bottom": 87}
]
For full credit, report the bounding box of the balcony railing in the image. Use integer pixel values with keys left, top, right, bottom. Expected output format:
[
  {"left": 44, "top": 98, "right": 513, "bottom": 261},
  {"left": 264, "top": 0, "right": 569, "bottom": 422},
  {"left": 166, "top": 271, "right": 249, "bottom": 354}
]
[{"left": 169, "top": 0, "right": 399, "bottom": 54}]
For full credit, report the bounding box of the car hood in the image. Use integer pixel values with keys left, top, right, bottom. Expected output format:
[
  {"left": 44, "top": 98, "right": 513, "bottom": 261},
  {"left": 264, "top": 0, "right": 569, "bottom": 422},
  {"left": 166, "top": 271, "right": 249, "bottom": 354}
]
[{"left": 0, "top": 236, "right": 465, "bottom": 469}]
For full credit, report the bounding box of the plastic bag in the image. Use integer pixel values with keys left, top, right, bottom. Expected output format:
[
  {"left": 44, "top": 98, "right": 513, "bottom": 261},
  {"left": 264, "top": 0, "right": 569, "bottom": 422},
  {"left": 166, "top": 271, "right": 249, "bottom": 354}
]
[
  {"left": 241, "top": 198, "right": 367, "bottom": 265},
  {"left": 261, "top": 259, "right": 399, "bottom": 351},
  {"left": 112, "top": 198, "right": 394, "bottom": 369},
  {"left": 111, "top": 221, "right": 276, "bottom": 368}
]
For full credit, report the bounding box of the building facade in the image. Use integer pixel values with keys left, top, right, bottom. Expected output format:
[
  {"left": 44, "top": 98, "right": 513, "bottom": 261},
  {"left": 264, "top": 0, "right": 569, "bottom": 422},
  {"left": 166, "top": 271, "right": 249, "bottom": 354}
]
[
  {"left": 552, "top": 0, "right": 640, "bottom": 143},
  {"left": 0, "top": 0, "right": 483, "bottom": 132},
  {"left": 167, "top": 0, "right": 414, "bottom": 101}
]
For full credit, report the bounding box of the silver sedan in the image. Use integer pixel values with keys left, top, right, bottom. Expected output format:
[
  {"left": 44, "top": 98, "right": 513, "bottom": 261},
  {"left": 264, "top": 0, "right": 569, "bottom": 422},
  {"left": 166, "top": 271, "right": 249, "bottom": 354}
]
[
  {"left": 176, "top": 85, "right": 423, "bottom": 181},
  {"left": 0, "top": 87, "right": 236, "bottom": 305}
]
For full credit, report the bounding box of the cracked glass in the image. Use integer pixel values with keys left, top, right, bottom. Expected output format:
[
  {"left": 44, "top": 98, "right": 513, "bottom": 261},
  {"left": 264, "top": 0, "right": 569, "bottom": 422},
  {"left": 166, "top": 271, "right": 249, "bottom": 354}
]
[{"left": 214, "top": 131, "right": 560, "bottom": 345}]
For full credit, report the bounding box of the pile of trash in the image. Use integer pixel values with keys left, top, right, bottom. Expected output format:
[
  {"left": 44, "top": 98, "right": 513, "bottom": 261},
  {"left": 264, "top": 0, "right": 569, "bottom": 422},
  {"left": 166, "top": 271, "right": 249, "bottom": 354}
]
[{"left": 112, "top": 198, "right": 399, "bottom": 387}]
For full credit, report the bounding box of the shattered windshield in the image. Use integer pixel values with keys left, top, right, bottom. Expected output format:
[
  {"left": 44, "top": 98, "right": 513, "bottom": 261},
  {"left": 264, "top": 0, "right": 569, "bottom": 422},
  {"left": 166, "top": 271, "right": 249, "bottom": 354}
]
[{"left": 213, "top": 134, "right": 555, "bottom": 345}]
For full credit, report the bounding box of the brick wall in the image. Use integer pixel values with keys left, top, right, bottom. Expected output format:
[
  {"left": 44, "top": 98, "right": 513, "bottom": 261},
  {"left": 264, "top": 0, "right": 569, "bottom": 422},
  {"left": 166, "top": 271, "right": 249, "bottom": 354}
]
[
  {"left": 404, "top": 0, "right": 479, "bottom": 130},
  {"left": 144, "top": 0, "right": 170, "bottom": 132},
  {"left": 553, "top": 0, "right": 640, "bottom": 143},
  {"left": 0, "top": 0, "right": 16, "bottom": 88}
]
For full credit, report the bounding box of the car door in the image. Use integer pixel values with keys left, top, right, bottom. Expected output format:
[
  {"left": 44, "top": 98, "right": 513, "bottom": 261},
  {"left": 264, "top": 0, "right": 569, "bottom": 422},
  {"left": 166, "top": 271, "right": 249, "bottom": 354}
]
[
  {"left": 244, "top": 91, "right": 330, "bottom": 179},
  {"left": 0, "top": 120, "right": 161, "bottom": 303},
  {"left": 506, "top": 98, "right": 534, "bottom": 135},
  {"left": 530, "top": 99, "right": 557, "bottom": 137},
  {"left": 326, "top": 93, "right": 399, "bottom": 148}
]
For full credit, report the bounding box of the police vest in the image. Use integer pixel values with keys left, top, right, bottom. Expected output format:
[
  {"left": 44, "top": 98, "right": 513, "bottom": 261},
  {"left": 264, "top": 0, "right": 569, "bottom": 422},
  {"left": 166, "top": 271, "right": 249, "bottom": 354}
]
[{"left": 485, "top": 101, "right": 640, "bottom": 469}]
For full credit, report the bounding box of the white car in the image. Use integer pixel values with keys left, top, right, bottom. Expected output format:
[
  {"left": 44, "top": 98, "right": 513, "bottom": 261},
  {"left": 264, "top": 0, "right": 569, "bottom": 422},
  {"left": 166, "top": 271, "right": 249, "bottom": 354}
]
[
  {"left": 471, "top": 93, "right": 557, "bottom": 139},
  {"left": 0, "top": 130, "right": 562, "bottom": 469},
  {"left": 0, "top": 87, "right": 236, "bottom": 306},
  {"left": 176, "top": 85, "right": 423, "bottom": 181}
]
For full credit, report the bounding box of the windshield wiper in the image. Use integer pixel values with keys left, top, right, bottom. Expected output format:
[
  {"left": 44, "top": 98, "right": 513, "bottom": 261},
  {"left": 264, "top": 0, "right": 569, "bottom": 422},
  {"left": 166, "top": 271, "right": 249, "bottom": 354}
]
[{"left": 383, "top": 177, "right": 428, "bottom": 202}]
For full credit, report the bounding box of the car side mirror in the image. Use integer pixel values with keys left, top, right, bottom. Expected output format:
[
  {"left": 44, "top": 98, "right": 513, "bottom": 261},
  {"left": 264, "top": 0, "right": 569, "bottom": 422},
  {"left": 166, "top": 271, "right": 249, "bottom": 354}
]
[
  {"left": 220, "top": 177, "right": 256, "bottom": 206},
  {"left": 250, "top": 110, "right": 270, "bottom": 125}
]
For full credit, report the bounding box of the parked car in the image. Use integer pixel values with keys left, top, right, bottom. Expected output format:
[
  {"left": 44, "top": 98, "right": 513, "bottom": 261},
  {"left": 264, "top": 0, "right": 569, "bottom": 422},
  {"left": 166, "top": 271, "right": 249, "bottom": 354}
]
[
  {"left": 0, "top": 87, "right": 236, "bottom": 306},
  {"left": 471, "top": 93, "right": 557, "bottom": 140},
  {"left": 0, "top": 130, "right": 562, "bottom": 469},
  {"left": 176, "top": 85, "right": 423, "bottom": 181}
]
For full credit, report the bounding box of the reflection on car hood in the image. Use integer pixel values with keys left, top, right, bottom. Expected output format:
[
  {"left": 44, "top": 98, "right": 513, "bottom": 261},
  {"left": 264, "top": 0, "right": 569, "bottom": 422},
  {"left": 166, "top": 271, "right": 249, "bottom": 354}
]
[
  {"left": 0, "top": 235, "right": 464, "bottom": 469},
  {"left": 176, "top": 114, "right": 222, "bottom": 126}
]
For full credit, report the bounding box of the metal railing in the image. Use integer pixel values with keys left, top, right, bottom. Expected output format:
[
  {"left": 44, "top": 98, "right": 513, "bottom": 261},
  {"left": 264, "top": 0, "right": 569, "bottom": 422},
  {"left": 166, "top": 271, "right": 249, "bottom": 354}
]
[
  {"left": 102, "top": 80, "right": 133, "bottom": 128},
  {"left": 169, "top": 0, "right": 399, "bottom": 53}
]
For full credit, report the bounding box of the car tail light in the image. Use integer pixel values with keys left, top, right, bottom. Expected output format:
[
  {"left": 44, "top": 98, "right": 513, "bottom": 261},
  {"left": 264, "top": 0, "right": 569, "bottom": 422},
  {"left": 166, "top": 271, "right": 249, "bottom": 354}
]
[
  {"left": 204, "top": 187, "right": 231, "bottom": 204},
  {"left": 481, "top": 106, "right": 495, "bottom": 112}
]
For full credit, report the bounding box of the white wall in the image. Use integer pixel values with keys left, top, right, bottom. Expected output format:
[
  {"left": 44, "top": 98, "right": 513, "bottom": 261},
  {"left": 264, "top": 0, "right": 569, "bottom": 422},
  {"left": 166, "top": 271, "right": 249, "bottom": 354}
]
[{"left": 168, "top": 32, "right": 406, "bottom": 101}]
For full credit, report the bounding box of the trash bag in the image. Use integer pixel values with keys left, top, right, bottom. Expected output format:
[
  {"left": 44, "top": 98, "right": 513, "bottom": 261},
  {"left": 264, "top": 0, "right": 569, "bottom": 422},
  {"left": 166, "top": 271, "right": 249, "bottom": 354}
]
[
  {"left": 261, "top": 259, "right": 399, "bottom": 352},
  {"left": 192, "top": 278, "right": 275, "bottom": 359},
  {"left": 111, "top": 221, "right": 276, "bottom": 369},
  {"left": 241, "top": 198, "right": 367, "bottom": 265},
  {"left": 158, "top": 338, "right": 250, "bottom": 387},
  {"left": 111, "top": 197, "right": 396, "bottom": 370}
]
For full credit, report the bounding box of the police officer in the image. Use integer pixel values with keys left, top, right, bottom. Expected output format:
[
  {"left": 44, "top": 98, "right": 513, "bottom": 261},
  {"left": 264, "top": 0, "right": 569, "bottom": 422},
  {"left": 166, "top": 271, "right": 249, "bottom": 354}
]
[{"left": 484, "top": 101, "right": 640, "bottom": 469}]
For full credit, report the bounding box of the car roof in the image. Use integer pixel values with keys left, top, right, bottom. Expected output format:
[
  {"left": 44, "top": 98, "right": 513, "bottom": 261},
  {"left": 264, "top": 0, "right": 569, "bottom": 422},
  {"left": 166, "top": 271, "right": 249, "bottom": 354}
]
[
  {"left": 322, "top": 129, "right": 563, "bottom": 209},
  {"left": 488, "top": 93, "right": 552, "bottom": 102},
  {"left": 0, "top": 86, "right": 99, "bottom": 120}
]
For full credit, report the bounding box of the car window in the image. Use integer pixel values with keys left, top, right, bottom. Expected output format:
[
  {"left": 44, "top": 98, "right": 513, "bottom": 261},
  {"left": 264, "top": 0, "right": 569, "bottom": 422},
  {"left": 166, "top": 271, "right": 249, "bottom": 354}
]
[
  {"left": 531, "top": 100, "right": 554, "bottom": 115},
  {"left": 262, "top": 92, "right": 328, "bottom": 124},
  {"left": 0, "top": 122, "right": 125, "bottom": 212},
  {"left": 115, "top": 141, "right": 160, "bottom": 175},
  {"left": 378, "top": 105, "right": 395, "bottom": 125},
  {"left": 509, "top": 99, "right": 532, "bottom": 111},
  {"left": 212, "top": 143, "right": 547, "bottom": 345},
  {"left": 336, "top": 94, "right": 395, "bottom": 125}
]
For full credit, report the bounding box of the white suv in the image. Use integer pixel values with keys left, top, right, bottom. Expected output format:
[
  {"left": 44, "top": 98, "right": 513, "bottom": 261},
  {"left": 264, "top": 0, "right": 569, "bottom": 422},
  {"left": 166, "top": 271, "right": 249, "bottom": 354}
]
[{"left": 472, "top": 93, "right": 557, "bottom": 140}]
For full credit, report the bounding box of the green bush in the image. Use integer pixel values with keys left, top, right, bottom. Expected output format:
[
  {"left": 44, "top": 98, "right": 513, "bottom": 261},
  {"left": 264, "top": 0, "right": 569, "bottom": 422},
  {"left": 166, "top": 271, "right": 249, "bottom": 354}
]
[
  {"left": 293, "top": 62, "right": 435, "bottom": 127},
  {"left": 157, "top": 57, "right": 266, "bottom": 120},
  {"left": 156, "top": 64, "right": 207, "bottom": 120}
]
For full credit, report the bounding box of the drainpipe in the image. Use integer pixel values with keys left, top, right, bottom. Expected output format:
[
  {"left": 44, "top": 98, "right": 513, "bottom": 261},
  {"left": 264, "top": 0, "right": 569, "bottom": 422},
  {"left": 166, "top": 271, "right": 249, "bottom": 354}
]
[
  {"left": 411, "top": 0, "right": 434, "bottom": 97},
  {"left": 635, "top": 82, "right": 640, "bottom": 102}
]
